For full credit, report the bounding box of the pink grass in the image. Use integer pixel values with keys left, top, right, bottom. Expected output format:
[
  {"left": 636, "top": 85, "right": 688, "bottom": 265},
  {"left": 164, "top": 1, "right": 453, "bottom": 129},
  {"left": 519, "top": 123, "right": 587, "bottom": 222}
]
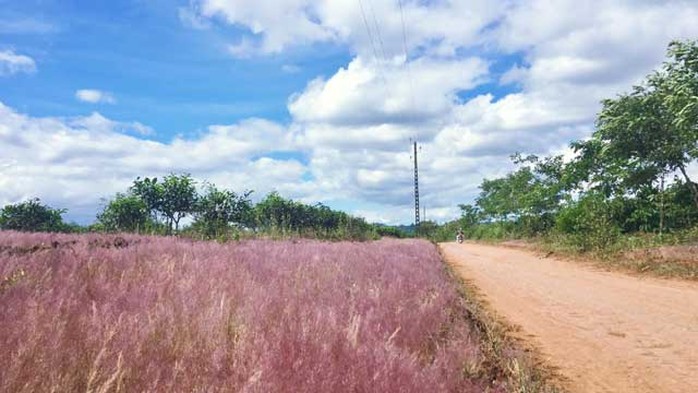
[{"left": 1, "top": 231, "right": 490, "bottom": 392}]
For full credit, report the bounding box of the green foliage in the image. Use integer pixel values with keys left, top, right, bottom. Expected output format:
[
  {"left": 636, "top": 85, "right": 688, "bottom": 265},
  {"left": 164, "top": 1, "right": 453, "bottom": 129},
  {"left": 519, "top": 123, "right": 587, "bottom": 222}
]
[
  {"left": 473, "top": 154, "right": 565, "bottom": 238},
  {"left": 252, "top": 192, "right": 374, "bottom": 240},
  {"left": 555, "top": 193, "right": 621, "bottom": 252},
  {"left": 97, "top": 193, "right": 150, "bottom": 233},
  {"left": 160, "top": 173, "right": 197, "bottom": 232},
  {"left": 130, "top": 177, "right": 162, "bottom": 218},
  {"left": 0, "top": 198, "right": 66, "bottom": 232},
  {"left": 446, "top": 40, "right": 698, "bottom": 254},
  {"left": 374, "top": 225, "right": 409, "bottom": 238},
  {"left": 572, "top": 39, "right": 698, "bottom": 207},
  {"left": 415, "top": 220, "right": 439, "bottom": 239},
  {"left": 192, "top": 185, "right": 253, "bottom": 238},
  {"left": 101, "top": 179, "right": 377, "bottom": 241},
  {"left": 130, "top": 173, "right": 197, "bottom": 233}
]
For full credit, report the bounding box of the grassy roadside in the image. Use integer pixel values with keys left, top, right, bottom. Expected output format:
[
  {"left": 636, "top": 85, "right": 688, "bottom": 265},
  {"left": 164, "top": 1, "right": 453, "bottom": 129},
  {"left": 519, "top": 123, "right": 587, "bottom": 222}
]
[
  {"left": 439, "top": 248, "right": 565, "bottom": 393},
  {"left": 442, "top": 227, "right": 698, "bottom": 281},
  {"left": 531, "top": 231, "right": 698, "bottom": 281}
]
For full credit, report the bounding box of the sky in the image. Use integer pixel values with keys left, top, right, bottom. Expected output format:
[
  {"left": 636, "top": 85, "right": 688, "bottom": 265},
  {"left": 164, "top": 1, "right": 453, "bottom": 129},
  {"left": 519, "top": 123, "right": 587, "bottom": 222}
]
[{"left": 1, "top": 0, "right": 697, "bottom": 225}]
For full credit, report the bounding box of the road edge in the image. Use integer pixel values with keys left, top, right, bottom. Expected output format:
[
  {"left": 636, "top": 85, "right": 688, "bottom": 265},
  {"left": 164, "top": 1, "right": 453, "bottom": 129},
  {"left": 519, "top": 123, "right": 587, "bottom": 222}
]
[{"left": 438, "top": 244, "right": 568, "bottom": 393}]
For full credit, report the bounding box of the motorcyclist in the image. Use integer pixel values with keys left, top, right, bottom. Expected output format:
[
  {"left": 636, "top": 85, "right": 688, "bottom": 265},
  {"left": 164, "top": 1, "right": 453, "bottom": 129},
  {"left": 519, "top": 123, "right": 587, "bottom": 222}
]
[{"left": 456, "top": 228, "right": 464, "bottom": 243}]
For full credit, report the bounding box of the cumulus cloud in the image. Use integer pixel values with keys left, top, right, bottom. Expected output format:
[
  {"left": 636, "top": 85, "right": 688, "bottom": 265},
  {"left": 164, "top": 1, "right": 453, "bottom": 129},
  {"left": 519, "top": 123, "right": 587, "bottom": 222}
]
[
  {"left": 289, "top": 56, "right": 489, "bottom": 128},
  {"left": 185, "top": 0, "right": 505, "bottom": 57},
  {"left": 6, "top": 0, "right": 698, "bottom": 225},
  {"left": 0, "top": 102, "right": 306, "bottom": 223},
  {"left": 284, "top": 0, "right": 698, "bottom": 223},
  {"left": 0, "top": 50, "right": 36, "bottom": 76},
  {"left": 75, "top": 89, "right": 116, "bottom": 104}
]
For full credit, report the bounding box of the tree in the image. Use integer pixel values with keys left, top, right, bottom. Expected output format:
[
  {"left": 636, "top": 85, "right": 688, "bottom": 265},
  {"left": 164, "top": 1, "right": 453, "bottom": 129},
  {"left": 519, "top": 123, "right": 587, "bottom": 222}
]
[
  {"left": 160, "top": 173, "right": 197, "bottom": 233},
  {"left": 474, "top": 154, "right": 566, "bottom": 235},
  {"left": 193, "top": 185, "right": 253, "bottom": 238},
  {"left": 0, "top": 198, "right": 66, "bottom": 232},
  {"left": 457, "top": 204, "right": 481, "bottom": 229},
  {"left": 97, "top": 193, "right": 149, "bottom": 233},
  {"left": 130, "top": 176, "right": 163, "bottom": 221},
  {"left": 574, "top": 40, "right": 698, "bottom": 208},
  {"left": 130, "top": 173, "right": 197, "bottom": 233}
]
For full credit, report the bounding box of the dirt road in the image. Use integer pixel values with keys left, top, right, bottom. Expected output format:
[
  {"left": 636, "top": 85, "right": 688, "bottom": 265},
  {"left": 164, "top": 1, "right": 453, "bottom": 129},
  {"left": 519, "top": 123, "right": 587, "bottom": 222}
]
[{"left": 440, "top": 242, "right": 698, "bottom": 393}]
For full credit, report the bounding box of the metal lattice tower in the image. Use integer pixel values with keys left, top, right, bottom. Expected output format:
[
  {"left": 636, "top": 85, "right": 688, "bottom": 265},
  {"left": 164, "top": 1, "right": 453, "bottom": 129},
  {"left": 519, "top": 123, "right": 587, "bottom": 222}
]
[{"left": 413, "top": 141, "right": 420, "bottom": 228}]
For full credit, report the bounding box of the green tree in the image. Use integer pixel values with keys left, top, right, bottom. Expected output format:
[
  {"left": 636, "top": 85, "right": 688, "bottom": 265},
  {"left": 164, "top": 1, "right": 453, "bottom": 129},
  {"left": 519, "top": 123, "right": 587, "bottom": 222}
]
[
  {"left": 130, "top": 173, "right": 197, "bottom": 233},
  {"left": 130, "top": 176, "right": 163, "bottom": 220},
  {"left": 573, "top": 40, "right": 698, "bottom": 208},
  {"left": 0, "top": 198, "right": 66, "bottom": 232},
  {"left": 475, "top": 154, "right": 566, "bottom": 236},
  {"left": 160, "top": 173, "right": 197, "bottom": 233},
  {"left": 193, "top": 185, "right": 253, "bottom": 238},
  {"left": 457, "top": 204, "right": 480, "bottom": 233},
  {"left": 97, "top": 193, "right": 149, "bottom": 233},
  {"left": 555, "top": 192, "right": 622, "bottom": 252}
]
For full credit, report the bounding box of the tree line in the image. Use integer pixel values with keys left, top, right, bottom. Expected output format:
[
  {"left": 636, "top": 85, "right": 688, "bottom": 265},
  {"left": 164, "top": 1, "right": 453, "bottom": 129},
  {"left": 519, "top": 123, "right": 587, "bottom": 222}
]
[
  {"left": 0, "top": 174, "right": 379, "bottom": 241},
  {"left": 440, "top": 40, "right": 698, "bottom": 252}
]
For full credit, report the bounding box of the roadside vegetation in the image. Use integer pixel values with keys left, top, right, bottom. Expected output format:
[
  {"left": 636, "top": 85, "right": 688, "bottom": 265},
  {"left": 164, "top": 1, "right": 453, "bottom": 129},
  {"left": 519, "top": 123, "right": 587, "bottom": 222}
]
[
  {"left": 2, "top": 232, "right": 537, "bottom": 392},
  {"left": 433, "top": 40, "right": 698, "bottom": 279}
]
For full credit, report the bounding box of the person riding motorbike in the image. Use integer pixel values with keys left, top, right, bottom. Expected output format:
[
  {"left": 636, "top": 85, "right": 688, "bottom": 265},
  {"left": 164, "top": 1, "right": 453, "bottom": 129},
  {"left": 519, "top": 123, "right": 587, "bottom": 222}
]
[{"left": 456, "top": 228, "right": 464, "bottom": 243}]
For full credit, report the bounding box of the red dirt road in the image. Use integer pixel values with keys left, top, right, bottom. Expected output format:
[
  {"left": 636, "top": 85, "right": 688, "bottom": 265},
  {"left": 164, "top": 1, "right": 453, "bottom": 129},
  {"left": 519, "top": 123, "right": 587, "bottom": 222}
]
[{"left": 440, "top": 242, "right": 698, "bottom": 393}]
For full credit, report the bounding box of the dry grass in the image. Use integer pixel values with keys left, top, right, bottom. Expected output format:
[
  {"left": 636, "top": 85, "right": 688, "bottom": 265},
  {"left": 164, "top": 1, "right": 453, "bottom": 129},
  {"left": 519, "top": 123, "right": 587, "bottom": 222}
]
[
  {"left": 536, "top": 238, "right": 698, "bottom": 281},
  {"left": 1, "top": 231, "right": 516, "bottom": 392}
]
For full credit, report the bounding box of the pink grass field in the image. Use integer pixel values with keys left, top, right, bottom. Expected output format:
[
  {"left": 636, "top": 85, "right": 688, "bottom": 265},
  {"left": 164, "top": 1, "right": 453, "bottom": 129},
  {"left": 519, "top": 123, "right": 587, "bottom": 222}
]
[{"left": 1, "top": 232, "right": 494, "bottom": 392}]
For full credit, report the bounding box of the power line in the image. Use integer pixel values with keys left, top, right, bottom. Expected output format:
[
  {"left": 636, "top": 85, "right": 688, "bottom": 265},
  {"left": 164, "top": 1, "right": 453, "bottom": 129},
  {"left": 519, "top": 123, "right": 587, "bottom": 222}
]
[
  {"left": 367, "top": 0, "right": 389, "bottom": 62},
  {"left": 397, "top": 0, "right": 409, "bottom": 60},
  {"left": 397, "top": 0, "right": 415, "bottom": 109},
  {"left": 358, "top": 0, "right": 381, "bottom": 66}
]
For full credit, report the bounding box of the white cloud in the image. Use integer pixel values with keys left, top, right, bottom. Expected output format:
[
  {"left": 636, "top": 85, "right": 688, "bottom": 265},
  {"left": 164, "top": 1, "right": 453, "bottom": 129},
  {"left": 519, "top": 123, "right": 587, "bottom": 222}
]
[
  {"left": 186, "top": 0, "right": 505, "bottom": 57},
  {"left": 0, "top": 50, "right": 36, "bottom": 76},
  {"left": 75, "top": 89, "right": 116, "bottom": 104},
  {"left": 289, "top": 56, "right": 489, "bottom": 128},
  {"left": 178, "top": 3, "right": 211, "bottom": 30},
  {"left": 6, "top": 1, "right": 698, "bottom": 225},
  {"left": 280, "top": 0, "right": 698, "bottom": 224},
  {"left": 0, "top": 102, "right": 303, "bottom": 223},
  {"left": 226, "top": 38, "right": 258, "bottom": 59}
]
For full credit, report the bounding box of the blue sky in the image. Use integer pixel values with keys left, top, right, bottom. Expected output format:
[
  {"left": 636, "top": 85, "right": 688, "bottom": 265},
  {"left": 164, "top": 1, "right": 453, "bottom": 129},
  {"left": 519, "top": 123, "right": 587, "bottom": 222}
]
[
  {"left": 1, "top": 0, "right": 697, "bottom": 224},
  {"left": 1, "top": 0, "right": 352, "bottom": 138}
]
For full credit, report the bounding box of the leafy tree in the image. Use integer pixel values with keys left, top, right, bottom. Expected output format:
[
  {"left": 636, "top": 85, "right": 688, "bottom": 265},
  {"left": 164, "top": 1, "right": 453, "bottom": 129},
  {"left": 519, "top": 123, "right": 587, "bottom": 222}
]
[
  {"left": 130, "top": 177, "right": 163, "bottom": 220},
  {"left": 254, "top": 192, "right": 295, "bottom": 232},
  {"left": 97, "top": 193, "right": 149, "bottom": 233},
  {"left": 193, "top": 185, "right": 253, "bottom": 238},
  {"left": 160, "top": 173, "right": 197, "bottom": 233},
  {"left": 457, "top": 204, "right": 481, "bottom": 234},
  {"left": 573, "top": 39, "right": 698, "bottom": 207},
  {"left": 0, "top": 198, "right": 66, "bottom": 232},
  {"left": 251, "top": 192, "right": 374, "bottom": 240},
  {"left": 130, "top": 173, "right": 197, "bottom": 233},
  {"left": 475, "top": 154, "right": 566, "bottom": 236}
]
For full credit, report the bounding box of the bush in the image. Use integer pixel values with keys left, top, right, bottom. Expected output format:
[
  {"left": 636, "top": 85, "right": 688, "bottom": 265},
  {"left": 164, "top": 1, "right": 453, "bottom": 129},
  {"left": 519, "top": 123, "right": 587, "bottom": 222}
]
[
  {"left": 0, "top": 199, "right": 66, "bottom": 233},
  {"left": 555, "top": 193, "right": 621, "bottom": 253}
]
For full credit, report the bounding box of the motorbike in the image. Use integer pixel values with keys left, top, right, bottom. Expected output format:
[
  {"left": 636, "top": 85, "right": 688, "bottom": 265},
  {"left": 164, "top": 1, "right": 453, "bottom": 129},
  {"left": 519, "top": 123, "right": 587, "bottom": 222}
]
[{"left": 456, "top": 233, "right": 464, "bottom": 244}]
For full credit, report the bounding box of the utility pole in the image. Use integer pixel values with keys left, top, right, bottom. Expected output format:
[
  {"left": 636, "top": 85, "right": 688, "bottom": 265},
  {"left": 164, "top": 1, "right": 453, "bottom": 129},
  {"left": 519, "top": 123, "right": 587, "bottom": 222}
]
[{"left": 413, "top": 141, "right": 420, "bottom": 230}]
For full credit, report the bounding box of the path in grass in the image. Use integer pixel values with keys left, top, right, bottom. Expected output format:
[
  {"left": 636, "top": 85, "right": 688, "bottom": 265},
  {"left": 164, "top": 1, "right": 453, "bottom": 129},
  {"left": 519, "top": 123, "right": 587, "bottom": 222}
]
[{"left": 440, "top": 242, "right": 698, "bottom": 393}]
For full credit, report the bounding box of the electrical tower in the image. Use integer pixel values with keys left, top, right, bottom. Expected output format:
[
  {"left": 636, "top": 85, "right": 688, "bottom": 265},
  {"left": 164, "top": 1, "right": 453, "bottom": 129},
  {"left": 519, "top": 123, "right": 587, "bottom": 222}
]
[{"left": 413, "top": 141, "right": 420, "bottom": 229}]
